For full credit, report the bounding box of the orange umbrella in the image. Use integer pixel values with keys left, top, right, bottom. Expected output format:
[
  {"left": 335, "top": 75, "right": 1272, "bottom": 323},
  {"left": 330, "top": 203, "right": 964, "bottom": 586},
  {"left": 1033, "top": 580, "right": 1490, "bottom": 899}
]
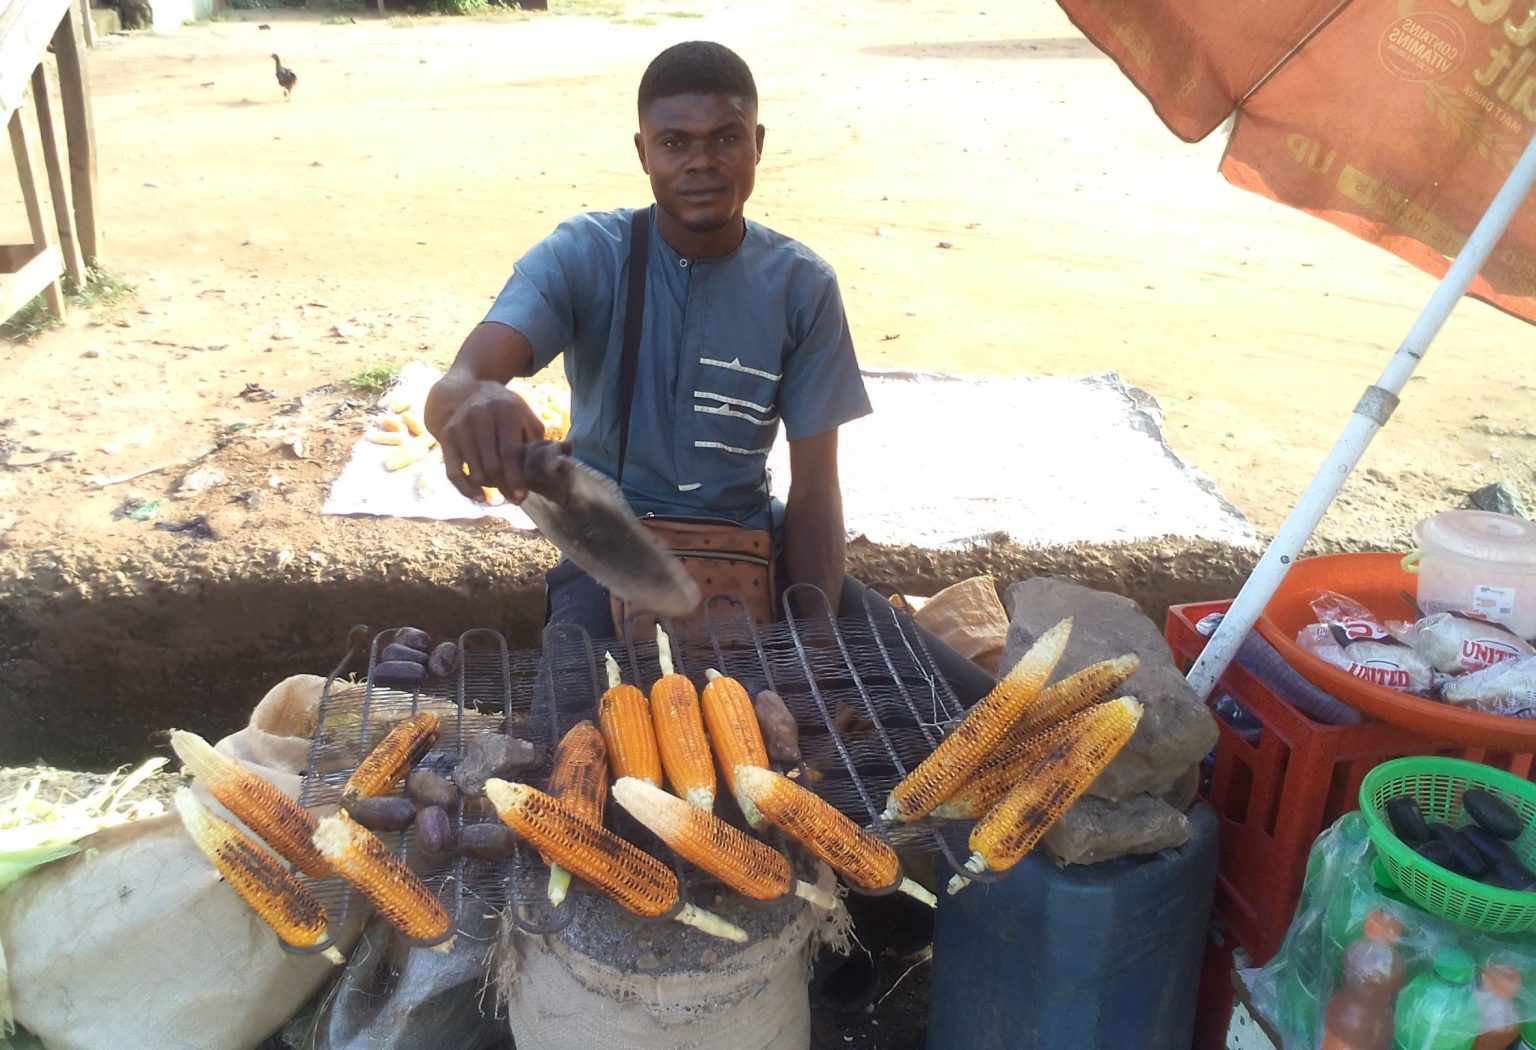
[{"left": 1057, "top": 0, "right": 1536, "bottom": 698}]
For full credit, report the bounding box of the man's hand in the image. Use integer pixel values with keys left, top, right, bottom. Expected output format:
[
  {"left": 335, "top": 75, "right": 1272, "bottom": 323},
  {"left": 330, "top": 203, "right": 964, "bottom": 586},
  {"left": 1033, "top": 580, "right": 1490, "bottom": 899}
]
[
  {"left": 424, "top": 322, "right": 541, "bottom": 503},
  {"left": 431, "top": 379, "right": 545, "bottom": 503}
]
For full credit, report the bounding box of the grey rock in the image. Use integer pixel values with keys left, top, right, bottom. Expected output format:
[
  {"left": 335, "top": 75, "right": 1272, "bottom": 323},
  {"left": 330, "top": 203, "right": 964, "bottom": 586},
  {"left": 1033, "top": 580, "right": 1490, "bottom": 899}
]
[
  {"left": 1466, "top": 481, "right": 1528, "bottom": 519},
  {"left": 1043, "top": 794, "right": 1192, "bottom": 866},
  {"left": 1002, "top": 576, "right": 1217, "bottom": 802}
]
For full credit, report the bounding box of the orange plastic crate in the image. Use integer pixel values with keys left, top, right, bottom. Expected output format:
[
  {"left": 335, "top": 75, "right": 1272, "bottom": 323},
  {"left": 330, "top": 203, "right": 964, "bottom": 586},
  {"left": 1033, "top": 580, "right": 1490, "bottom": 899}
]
[{"left": 1166, "top": 601, "right": 1534, "bottom": 964}]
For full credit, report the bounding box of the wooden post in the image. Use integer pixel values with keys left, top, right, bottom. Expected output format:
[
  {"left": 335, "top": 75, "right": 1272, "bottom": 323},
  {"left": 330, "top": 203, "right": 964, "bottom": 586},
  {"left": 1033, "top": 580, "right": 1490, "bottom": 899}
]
[
  {"left": 32, "top": 65, "right": 85, "bottom": 291},
  {"left": 8, "top": 102, "right": 66, "bottom": 320},
  {"left": 51, "top": 0, "right": 98, "bottom": 267}
]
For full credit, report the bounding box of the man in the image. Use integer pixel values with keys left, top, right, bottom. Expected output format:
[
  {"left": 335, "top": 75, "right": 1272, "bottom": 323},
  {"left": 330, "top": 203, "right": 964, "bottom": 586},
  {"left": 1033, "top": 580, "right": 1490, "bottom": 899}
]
[{"left": 425, "top": 41, "right": 870, "bottom": 638}]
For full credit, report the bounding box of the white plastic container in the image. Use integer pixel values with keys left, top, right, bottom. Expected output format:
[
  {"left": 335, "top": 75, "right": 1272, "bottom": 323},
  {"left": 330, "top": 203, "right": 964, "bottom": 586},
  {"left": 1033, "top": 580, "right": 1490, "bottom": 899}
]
[{"left": 1408, "top": 510, "right": 1536, "bottom": 639}]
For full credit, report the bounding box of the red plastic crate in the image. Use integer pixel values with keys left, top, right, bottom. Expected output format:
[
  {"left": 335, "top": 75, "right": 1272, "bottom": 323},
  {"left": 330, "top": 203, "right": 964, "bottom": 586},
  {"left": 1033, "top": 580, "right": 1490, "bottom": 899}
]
[{"left": 1166, "top": 600, "right": 1535, "bottom": 965}]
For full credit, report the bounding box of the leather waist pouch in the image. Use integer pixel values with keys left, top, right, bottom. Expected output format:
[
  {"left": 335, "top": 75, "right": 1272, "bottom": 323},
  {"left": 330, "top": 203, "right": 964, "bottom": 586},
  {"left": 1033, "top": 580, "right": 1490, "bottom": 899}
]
[{"left": 611, "top": 517, "right": 777, "bottom": 643}]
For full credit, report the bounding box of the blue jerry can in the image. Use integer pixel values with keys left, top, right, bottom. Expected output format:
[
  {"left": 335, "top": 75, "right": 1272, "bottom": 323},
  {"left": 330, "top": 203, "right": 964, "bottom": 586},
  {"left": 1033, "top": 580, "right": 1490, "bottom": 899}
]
[{"left": 927, "top": 802, "right": 1219, "bottom": 1050}]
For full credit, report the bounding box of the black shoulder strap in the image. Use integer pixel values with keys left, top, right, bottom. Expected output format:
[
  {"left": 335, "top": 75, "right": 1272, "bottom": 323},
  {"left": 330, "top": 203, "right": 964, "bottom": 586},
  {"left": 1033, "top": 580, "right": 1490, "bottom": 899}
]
[{"left": 615, "top": 205, "right": 651, "bottom": 485}]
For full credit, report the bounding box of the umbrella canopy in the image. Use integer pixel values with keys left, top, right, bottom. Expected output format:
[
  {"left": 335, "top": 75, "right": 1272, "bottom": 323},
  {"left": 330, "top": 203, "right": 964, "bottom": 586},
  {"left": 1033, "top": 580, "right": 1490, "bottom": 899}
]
[{"left": 1058, "top": 0, "right": 1536, "bottom": 323}]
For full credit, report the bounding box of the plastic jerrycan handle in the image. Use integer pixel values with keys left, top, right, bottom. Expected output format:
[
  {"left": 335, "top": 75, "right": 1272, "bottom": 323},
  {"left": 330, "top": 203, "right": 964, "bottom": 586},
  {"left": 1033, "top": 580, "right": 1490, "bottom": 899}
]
[{"left": 1401, "top": 550, "right": 1424, "bottom": 575}]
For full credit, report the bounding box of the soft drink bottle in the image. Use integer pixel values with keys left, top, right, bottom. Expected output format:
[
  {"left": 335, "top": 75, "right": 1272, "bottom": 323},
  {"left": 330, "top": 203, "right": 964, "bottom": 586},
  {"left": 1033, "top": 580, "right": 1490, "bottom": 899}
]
[
  {"left": 1472, "top": 963, "right": 1521, "bottom": 1050},
  {"left": 1322, "top": 910, "right": 1406, "bottom": 1050},
  {"left": 1395, "top": 947, "right": 1482, "bottom": 1050}
]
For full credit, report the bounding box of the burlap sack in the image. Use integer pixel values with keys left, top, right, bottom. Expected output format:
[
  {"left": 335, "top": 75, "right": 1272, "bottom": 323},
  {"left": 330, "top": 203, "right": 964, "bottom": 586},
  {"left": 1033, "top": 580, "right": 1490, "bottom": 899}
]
[
  {"left": 912, "top": 575, "right": 1009, "bottom": 675},
  {"left": 0, "top": 675, "right": 358, "bottom": 1050}
]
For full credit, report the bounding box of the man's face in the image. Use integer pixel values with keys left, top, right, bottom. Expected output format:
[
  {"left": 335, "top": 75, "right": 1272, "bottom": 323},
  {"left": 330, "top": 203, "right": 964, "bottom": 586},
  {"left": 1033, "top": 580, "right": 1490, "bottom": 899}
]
[{"left": 635, "top": 93, "right": 764, "bottom": 242}]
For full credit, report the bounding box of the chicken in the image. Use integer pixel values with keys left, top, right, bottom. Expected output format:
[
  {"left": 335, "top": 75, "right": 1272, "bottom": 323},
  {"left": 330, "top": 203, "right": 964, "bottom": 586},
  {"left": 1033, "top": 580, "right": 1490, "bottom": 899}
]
[{"left": 271, "top": 54, "right": 297, "bottom": 100}]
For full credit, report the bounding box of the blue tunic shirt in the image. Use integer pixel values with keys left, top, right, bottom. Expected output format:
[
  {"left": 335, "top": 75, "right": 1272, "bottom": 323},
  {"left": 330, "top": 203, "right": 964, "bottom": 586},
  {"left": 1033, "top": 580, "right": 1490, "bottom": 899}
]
[{"left": 484, "top": 206, "right": 872, "bottom": 533}]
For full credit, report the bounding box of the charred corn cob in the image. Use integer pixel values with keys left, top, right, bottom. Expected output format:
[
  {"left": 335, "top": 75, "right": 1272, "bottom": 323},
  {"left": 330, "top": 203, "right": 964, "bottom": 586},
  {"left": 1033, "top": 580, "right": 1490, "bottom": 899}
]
[
  {"left": 933, "top": 710, "right": 1088, "bottom": 820},
  {"left": 174, "top": 788, "right": 343, "bottom": 964},
  {"left": 484, "top": 778, "right": 745, "bottom": 941},
  {"left": 170, "top": 729, "right": 330, "bottom": 878},
  {"left": 612, "top": 776, "right": 836, "bottom": 909},
  {"left": 948, "top": 696, "right": 1143, "bottom": 894},
  {"left": 651, "top": 627, "right": 715, "bottom": 811},
  {"left": 546, "top": 720, "right": 609, "bottom": 906},
  {"left": 313, "top": 812, "right": 454, "bottom": 948},
  {"left": 341, "top": 712, "right": 440, "bottom": 806},
  {"left": 735, "top": 765, "right": 935, "bottom": 907},
  {"left": 997, "top": 655, "right": 1139, "bottom": 752},
  {"left": 883, "top": 618, "right": 1073, "bottom": 824},
  {"left": 701, "top": 668, "right": 771, "bottom": 828},
  {"left": 598, "top": 652, "right": 663, "bottom": 787}
]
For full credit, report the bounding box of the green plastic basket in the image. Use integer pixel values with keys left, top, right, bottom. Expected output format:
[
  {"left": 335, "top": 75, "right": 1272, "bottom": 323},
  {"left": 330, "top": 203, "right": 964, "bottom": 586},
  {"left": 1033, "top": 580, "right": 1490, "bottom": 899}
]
[{"left": 1359, "top": 756, "right": 1536, "bottom": 934}]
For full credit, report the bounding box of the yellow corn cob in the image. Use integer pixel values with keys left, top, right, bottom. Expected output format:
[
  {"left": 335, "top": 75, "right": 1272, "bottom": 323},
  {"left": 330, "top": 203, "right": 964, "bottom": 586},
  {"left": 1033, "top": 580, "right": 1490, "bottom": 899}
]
[
  {"left": 365, "top": 431, "right": 406, "bottom": 446},
  {"left": 398, "top": 411, "right": 425, "bottom": 437},
  {"left": 933, "top": 709, "right": 1090, "bottom": 820},
  {"left": 734, "top": 765, "right": 936, "bottom": 907},
  {"left": 701, "top": 668, "right": 771, "bottom": 829},
  {"left": 485, "top": 778, "right": 745, "bottom": 942},
  {"left": 174, "top": 789, "right": 344, "bottom": 964},
  {"left": 546, "top": 720, "right": 609, "bottom": 906},
  {"left": 612, "top": 776, "right": 837, "bottom": 909},
  {"left": 996, "top": 654, "right": 1140, "bottom": 753},
  {"left": 481, "top": 486, "right": 506, "bottom": 506},
  {"left": 385, "top": 443, "right": 430, "bottom": 472},
  {"left": 385, "top": 394, "right": 415, "bottom": 414},
  {"left": 598, "top": 652, "right": 662, "bottom": 787},
  {"left": 883, "top": 617, "right": 1073, "bottom": 824},
  {"left": 651, "top": 626, "right": 715, "bottom": 811},
  {"left": 949, "top": 696, "right": 1143, "bottom": 894},
  {"left": 341, "top": 712, "right": 440, "bottom": 806},
  {"left": 378, "top": 417, "right": 405, "bottom": 433},
  {"left": 313, "top": 812, "right": 454, "bottom": 948},
  {"left": 170, "top": 729, "right": 329, "bottom": 878}
]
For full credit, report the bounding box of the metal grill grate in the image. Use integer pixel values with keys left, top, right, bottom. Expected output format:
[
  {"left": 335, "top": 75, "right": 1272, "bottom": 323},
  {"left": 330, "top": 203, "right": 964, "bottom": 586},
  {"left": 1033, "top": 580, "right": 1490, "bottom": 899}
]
[{"left": 293, "top": 583, "right": 999, "bottom": 952}]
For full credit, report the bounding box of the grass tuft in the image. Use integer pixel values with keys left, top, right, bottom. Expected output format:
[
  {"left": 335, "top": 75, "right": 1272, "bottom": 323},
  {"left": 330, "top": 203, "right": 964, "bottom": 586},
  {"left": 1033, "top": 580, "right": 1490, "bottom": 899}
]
[{"left": 349, "top": 362, "right": 403, "bottom": 394}]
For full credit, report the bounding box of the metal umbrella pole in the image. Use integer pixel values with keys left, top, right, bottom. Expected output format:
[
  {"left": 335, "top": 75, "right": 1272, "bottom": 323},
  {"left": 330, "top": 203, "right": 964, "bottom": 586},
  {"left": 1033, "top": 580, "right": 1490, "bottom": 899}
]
[{"left": 1187, "top": 131, "right": 1536, "bottom": 700}]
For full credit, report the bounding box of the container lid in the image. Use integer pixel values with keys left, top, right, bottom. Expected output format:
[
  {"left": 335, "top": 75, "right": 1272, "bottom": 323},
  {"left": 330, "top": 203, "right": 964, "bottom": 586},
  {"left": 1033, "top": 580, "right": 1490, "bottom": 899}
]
[
  {"left": 1415, "top": 511, "right": 1536, "bottom": 567},
  {"left": 1433, "top": 947, "right": 1477, "bottom": 984},
  {"left": 1364, "top": 910, "right": 1403, "bottom": 945}
]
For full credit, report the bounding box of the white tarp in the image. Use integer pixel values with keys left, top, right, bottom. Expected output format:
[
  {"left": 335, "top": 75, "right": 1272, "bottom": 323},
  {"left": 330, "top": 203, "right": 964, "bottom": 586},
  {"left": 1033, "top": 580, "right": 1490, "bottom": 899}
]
[{"left": 323, "top": 364, "right": 1255, "bottom": 551}]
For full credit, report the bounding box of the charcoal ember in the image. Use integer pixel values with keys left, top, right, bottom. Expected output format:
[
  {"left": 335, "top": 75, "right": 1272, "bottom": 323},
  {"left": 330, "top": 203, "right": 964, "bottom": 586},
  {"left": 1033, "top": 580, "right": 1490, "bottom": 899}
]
[{"left": 452, "top": 735, "right": 540, "bottom": 797}]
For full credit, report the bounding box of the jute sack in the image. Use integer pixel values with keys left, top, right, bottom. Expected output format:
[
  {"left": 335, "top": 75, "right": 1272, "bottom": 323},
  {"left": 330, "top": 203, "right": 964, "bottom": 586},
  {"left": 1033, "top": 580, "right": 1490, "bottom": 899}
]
[
  {"left": 0, "top": 675, "right": 359, "bottom": 1050},
  {"left": 498, "top": 863, "right": 847, "bottom": 1050}
]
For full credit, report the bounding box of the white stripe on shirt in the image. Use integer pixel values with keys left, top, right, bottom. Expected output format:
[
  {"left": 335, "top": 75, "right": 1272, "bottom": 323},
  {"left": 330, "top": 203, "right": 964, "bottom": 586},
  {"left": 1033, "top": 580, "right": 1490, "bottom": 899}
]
[
  {"left": 694, "top": 440, "right": 773, "bottom": 457},
  {"left": 694, "top": 404, "right": 778, "bottom": 426},
  {"left": 694, "top": 389, "right": 773, "bottom": 414},
  {"left": 677, "top": 482, "right": 702, "bottom": 492},
  {"left": 700, "top": 357, "right": 782, "bottom": 381}
]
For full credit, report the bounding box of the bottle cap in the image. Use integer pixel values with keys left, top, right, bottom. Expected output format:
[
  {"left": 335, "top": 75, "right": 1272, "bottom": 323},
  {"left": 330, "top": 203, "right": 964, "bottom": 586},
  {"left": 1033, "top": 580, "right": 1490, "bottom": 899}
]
[
  {"left": 1483, "top": 963, "right": 1522, "bottom": 998},
  {"left": 1433, "top": 947, "right": 1477, "bottom": 985},
  {"left": 1364, "top": 910, "right": 1403, "bottom": 945}
]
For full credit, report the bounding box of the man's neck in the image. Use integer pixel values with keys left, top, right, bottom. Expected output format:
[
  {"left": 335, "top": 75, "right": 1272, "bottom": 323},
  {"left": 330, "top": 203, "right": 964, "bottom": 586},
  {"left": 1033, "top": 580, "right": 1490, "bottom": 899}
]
[{"left": 655, "top": 212, "right": 747, "bottom": 260}]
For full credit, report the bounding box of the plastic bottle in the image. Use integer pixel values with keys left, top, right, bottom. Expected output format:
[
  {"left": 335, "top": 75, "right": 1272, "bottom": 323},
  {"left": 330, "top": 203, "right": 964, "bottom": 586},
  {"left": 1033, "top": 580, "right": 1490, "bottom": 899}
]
[
  {"left": 1395, "top": 947, "right": 1481, "bottom": 1050},
  {"left": 1322, "top": 910, "right": 1406, "bottom": 1050},
  {"left": 1472, "top": 964, "right": 1521, "bottom": 1050},
  {"left": 1323, "top": 816, "right": 1378, "bottom": 953}
]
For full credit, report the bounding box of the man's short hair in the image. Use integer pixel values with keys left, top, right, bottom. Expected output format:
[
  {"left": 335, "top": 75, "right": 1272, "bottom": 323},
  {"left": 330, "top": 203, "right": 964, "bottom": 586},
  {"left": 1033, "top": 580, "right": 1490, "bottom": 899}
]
[{"left": 638, "top": 41, "right": 757, "bottom": 115}]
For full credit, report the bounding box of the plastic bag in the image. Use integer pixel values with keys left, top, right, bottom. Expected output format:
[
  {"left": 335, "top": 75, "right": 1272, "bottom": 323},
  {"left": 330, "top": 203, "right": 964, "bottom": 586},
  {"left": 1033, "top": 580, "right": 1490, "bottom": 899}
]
[
  {"left": 1441, "top": 654, "right": 1536, "bottom": 717},
  {"left": 1299, "top": 626, "right": 1438, "bottom": 695},
  {"left": 1390, "top": 612, "right": 1535, "bottom": 676},
  {"left": 1244, "top": 812, "right": 1536, "bottom": 1050},
  {"left": 1310, "top": 590, "right": 1392, "bottom": 641}
]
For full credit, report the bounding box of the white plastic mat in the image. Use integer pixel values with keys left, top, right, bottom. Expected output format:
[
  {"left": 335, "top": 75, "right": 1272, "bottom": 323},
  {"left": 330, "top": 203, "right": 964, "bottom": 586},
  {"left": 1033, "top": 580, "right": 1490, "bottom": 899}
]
[{"left": 323, "top": 366, "right": 1255, "bottom": 550}]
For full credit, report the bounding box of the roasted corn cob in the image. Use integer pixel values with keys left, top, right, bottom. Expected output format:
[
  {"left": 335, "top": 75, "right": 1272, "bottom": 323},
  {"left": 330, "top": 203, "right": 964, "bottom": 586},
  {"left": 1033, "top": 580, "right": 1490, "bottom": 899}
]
[
  {"left": 174, "top": 788, "right": 343, "bottom": 964},
  {"left": 701, "top": 668, "right": 771, "bottom": 828},
  {"left": 341, "top": 712, "right": 440, "bottom": 806},
  {"left": 546, "top": 720, "right": 609, "bottom": 906},
  {"left": 170, "top": 729, "right": 330, "bottom": 878},
  {"left": 932, "top": 710, "right": 1087, "bottom": 820},
  {"left": 650, "top": 627, "right": 715, "bottom": 811},
  {"left": 484, "top": 778, "right": 745, "bottom": 942},
  {"left": 598, "top": 652, "right": 662, "bottom": 787},
  {"left": 735, "top": 765, "right": 935, "bottom": 907},
  {"left": 948, "top": 696, "right": 1143, "bottom": 894},
  {"left": 996, "top": 654, "right": 1139, "bottom": 752},
  {"left": 385, "top": 443, "right": 431, "bottom": 472},
  {"left": 612, "top": 776, "right": 836, "bottom": 909},
  {"left": 313, "top": 812, "right": 455, "bottom": 948},
  {"left": 883, "top": 618, "right": 1073, "bottom": 824}
]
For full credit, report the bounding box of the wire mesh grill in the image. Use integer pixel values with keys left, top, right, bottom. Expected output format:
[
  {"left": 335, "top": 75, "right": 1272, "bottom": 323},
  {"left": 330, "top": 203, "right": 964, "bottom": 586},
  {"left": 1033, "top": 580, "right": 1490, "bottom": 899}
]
[{"left": 293, "top": 582, "right": 996, "bottom": 953}]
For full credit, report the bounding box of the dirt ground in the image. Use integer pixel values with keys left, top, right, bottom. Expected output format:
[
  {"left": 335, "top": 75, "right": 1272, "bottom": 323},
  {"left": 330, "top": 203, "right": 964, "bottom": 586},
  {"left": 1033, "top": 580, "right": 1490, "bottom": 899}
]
[{"left": 1, "top": 0, "right": 1533, "bottom": 592}]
